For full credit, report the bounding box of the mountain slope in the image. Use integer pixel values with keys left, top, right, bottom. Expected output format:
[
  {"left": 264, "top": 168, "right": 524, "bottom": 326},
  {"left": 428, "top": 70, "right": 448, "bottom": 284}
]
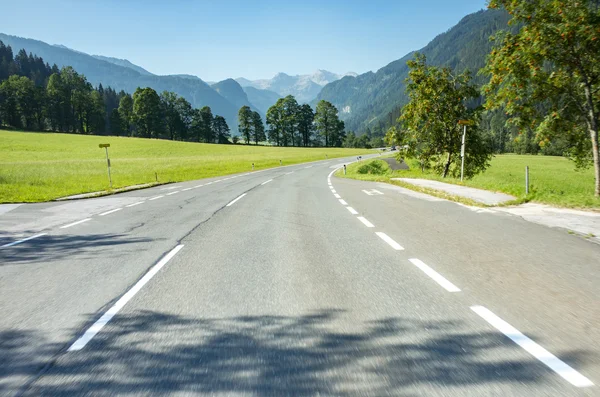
[
  {"left": 0, "top": 33, "right": 240, "bottom": 133},
  {"left": 210, "top": 79, "right": 261, "bottom": 115},
  {"left": 315, "top": 9, "right": 512, "bottom": 132},
  {"left": 243, "top": 87, "right": 281, "bottom": 115},
  {"left": 236, "top": 70, "right": 355, "bottom": 104},
  {"left": 91, "top": 55, "right": 154, "bottom": 76}
]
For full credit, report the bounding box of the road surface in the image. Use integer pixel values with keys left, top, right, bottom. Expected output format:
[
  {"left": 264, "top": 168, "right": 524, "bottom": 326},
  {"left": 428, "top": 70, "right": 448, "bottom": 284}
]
[{"left": 1, "top": 156, "right": 599, "bottom": 396}]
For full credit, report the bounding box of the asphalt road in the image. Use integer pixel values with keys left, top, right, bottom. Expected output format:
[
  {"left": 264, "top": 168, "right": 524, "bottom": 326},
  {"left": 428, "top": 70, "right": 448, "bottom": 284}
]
[{"left": 1, "top": 156, "right": 599, "bottom": 396}]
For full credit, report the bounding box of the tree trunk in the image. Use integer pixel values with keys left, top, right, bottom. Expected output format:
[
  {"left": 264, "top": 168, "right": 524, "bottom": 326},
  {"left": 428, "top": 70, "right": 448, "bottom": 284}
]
[
  {"left": 584, "top": 85, "right": 600, "bottom": 196},
  {"left": 590, "top": 124, "right": 600, "bottom": 196},
  {"left": 442, "top": 152, "right": 452, "bottom": 178}
]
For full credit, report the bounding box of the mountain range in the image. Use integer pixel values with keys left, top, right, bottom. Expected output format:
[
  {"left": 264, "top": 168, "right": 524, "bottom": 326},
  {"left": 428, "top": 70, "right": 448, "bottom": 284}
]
[
  {"left": 315, "top": 8, "right": 512, "bottom": 133},
  {"left": 236, "top": 70, "right": 357, "bottom": 104},
  {"left": 1, "top": 7, "right": 511, "bottom": 136},
  {"left": 0, "top": 33, "right": 349, "bottom": 133}
]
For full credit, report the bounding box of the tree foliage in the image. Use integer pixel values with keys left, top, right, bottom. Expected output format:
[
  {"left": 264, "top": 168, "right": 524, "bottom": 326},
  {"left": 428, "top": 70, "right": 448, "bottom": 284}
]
[
  {"left": 401, "top": 53, "right": 492, "bottom": 178},
  {"left": 0, "top": 40, "right": 230, "bottom": 143},
  {"left": 238, "top": 105, "right": 253, "bottom": 144},
  {"left": 483, "top": 0, "right": 600, "bottom": 195},
  {"left": 314, "top": 100, "right": 345, "bottom": 147}
]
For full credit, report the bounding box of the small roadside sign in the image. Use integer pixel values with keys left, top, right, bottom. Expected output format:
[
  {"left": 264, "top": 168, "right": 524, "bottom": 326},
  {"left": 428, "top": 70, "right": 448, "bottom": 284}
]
[{"left": 99, "top": 143, "right": 110, "bottom": 148}]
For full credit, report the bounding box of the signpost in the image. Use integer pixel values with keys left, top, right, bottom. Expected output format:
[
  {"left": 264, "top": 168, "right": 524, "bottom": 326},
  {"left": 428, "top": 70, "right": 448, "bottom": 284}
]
[
  {"left": 457, "top": 120, "right": 473, "bottom": 182},
  {"left": 99, "top": 144, "right": 112, "bottom": 189}
]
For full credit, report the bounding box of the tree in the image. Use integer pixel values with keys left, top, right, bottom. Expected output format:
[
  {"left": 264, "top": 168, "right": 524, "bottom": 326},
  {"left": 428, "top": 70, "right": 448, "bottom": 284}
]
[
  {"left": 46, "top": 73, "right": 67, "bottom": 131},
  {"left": 175, "top": 96, "right": 193, "bottom": 141},
  {"left": 160, "top": 91, "right": 183, "bottom": 140},
  {"left": 314, "top": 100, "right": 345, "bottom": 147},
  {"left": 85, "top": 89, "right": 105, "bottom": 133},
  {"left": 401, "top": 53, "right": 491, "bottom": 178},
  {"left": 109, "top": 108, "right": 123, "bottom": 136},
  {"left": 251, "top": 111, "right": 265, "bottom": 144},
  {"left": 118, "top": 94, "right": 134, "bottom": 136},
  {"left": 213, "top": 115, "right": 231, "bottom": 143},
  {"left": 266, "top": 99, "right": 285, "bottom": 146},
  {"left": 199, "top": 106, "right": 214, "bottom": 142},
  {"left": 297, "top": 104, "right": 315, "bottom": 146},
  {"left": 281, "top": 95, "right": 299, "bottom": 146},
  {"left": 0, "top": 76, "right": 21, "bottom": 128},
  {"left": 483, "top": 0, "right": 600, "bottom": 196},
  {"left": 238, "top": 105, "right": 253, "bottom": 144},
  {"left": 385, "top": 126, "right": 402, "bottom": 147},
  {"left": 132, "top": 87, "right": 164, "bottom": 138},
  {"left": 343, "top": 131, "right": 357, "bottom": 148}
]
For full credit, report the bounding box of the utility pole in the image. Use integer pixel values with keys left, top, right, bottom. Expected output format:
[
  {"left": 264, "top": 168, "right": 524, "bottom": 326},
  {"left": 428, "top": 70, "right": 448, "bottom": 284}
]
[{"left": 99, "top": 144, "right": 112, "bottom": 188}]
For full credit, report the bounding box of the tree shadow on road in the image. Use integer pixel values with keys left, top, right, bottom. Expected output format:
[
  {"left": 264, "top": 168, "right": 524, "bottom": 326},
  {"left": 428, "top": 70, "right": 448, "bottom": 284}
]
[
  {"left": 14, "top": 309, "right": 593, "bottom": 396},
  {"left": 0, "top": 233, "right": 154, "bottom": 266}
]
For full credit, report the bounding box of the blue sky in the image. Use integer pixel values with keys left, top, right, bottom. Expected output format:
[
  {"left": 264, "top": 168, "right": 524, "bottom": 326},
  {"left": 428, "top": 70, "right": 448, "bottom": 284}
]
[{"left": 0, "top": 0, "right": 488, "bottom": 81}]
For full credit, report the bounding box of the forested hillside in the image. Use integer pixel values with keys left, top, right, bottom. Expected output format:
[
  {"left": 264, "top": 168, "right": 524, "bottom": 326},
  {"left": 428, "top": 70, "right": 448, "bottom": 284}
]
[
  {"left": 0, "top": 40, "right": 232, "bottom": 144},
  {"left": 316, "top": 9, "right": 512, "bottom": 133},
  {"left": 0, "top": 33, "right": 240, "bottom": 132}
]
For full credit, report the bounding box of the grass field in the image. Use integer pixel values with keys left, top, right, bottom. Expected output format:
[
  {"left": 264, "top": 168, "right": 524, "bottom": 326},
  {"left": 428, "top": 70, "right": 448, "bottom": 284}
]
[
  {"left": 337, "top": 154, "right": 600, "bottom": 210},
  {"left": 0, "top": 130, "right": 370, "bottom": 203}
]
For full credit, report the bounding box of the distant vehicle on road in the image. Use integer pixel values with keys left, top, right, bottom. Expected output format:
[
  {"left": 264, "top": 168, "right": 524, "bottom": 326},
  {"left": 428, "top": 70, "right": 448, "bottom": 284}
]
[{"left": 390, "top": 146, "right": 397, "bottom": 151}]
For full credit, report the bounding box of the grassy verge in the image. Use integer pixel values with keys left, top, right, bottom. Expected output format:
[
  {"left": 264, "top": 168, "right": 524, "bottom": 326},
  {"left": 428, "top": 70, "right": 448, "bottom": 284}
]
[
  {"left": 336, "top": 155, "right": 600, "bottom": 210},
  {"left": 0, "top": 130, "right": 371, "bottom": 203}
]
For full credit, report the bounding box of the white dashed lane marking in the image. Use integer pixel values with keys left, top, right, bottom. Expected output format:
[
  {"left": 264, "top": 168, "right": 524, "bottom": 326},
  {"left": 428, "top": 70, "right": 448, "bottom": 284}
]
[
  {"left": 346, "top": 207, "right": 358, "bottom": 215},
  {"left": 99, "top": 208, "right": 122, "bottom": 216},
  {"left": 227, "top": 193, "right": 247, "bottom": 207},
  {"left": 68, "top": 245, "right": 184, "bottom": 351},
  {"left": 1, "top": 233, "right": 47, "bottom": 248},
  {"left": 357, "top": 216, "right": 374, "bottom": 228},
  {"left": 60, "top": 218, "right": 92, "bottom": 229},
  {"left": 471, "top": 306, "right": 594, "bottom": 388},
  {"left": 375, "top": 232, "right": 404, "bottom": 250},
  {"left": 409, "top": 258, "right": 461, "bottom": 292}
]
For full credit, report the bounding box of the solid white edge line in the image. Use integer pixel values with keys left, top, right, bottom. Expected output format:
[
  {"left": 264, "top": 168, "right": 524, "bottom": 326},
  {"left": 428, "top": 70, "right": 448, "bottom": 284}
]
[
  {"left": 227, "top": 193, "right": 247, "bottom": 207},
  {"left": 470, "top": 306, "right": 594, "bottom": 388},
  {"left": 149, "top": 195, "right": 164, "bottom": 201},
  {"left": 408, "top": 258, "right": 461, "bottom": 292},
  {"left": 166, "top": 191, "right": 180, "bottom": 196},
  {"left": 357, "top": 216, "right": 374, "bottom": 227},
  {"left": 375, "top": 232, "right": 404, "bottom": 250},
  {"left": 346, "top": 207, "right": 359, "bottom": 215},
  {"left": 68, "top": 244, "right": 184, "bottom": 351},
  {"left": 1, "top": 233, "right": 47, "bottom": 248},
  {"left": 99, "top": 208, "right": 122, "bottom": 216},
  {"left": 339, "top": 199, "right": 348, "bottom": 205},
  {"left": 261, "top": 179, "right": 273, "bottom": 185},
  {"left": 60, "top": 218, "right": 92, "bottom": 229},
  {"left": 126, "top": 201, "right": 145, "bottom": 207}
]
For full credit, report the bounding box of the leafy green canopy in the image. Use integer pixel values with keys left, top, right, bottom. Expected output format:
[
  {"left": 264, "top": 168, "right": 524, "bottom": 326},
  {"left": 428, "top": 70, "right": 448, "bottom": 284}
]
[
  {"left": 483, "top": 0, "right": 600, "bottom": 195},
  {"left": 400, "top": 53, "right": 492, "bottom": 178}
]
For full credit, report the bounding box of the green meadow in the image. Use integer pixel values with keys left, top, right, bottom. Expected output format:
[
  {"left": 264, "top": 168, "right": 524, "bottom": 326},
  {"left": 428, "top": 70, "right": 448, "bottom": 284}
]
[
  {"left": 337, "top": 155, "right": 599, "bottom": 209},
  {"left": 0, "top": 130, "right": 369, "bottom": 203}
]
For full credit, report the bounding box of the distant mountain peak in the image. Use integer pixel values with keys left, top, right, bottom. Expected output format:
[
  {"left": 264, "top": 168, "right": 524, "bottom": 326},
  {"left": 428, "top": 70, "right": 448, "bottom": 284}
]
[{"left": 236, "top": 69, "right": 349, "bottom": 103}]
